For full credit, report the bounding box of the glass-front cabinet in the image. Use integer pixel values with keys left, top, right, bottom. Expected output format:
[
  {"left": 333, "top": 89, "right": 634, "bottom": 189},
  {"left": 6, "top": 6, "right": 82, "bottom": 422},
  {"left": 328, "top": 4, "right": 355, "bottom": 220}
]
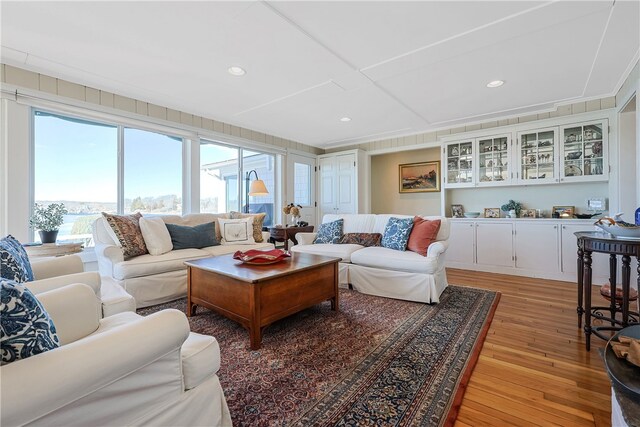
[
  {"left": 477, "top": 134, "right": 511, "bottom": 186},
  {"left": 444, "top": 140, "right": 474, "bottom": 187},
  {"left": 560, "top": 120, "right": 607, "bottom": 182},
  {"left": 516, "top": 127, "right": 558, "bottom": 184}
]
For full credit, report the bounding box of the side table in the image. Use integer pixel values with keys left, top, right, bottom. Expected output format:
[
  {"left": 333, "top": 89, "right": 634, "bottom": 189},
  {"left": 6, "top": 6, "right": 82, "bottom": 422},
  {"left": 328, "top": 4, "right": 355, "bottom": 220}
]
[
  {"left": 268, "top": 226, "right": 314, "bottom": 250},
  {"left": 24, "top": 242, "right": 83, "bottom": 258},
  {"left": 575, "top": 232, "right": 640, "bottom": 351}
]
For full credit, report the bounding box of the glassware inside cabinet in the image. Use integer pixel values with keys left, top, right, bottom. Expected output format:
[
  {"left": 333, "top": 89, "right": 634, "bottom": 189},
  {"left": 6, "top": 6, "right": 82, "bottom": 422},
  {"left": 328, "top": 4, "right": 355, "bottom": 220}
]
[
  {"left": 478, "top": 137, "right": 508, "bottom": 183},
  {"left": 520, "top": 130, "right": 555, "bottom": 181},
  {"left": 446, "top": 141, "right": 473, "bottom": 184},
  {"left": 563, "top": 123, "right": 604, "bottom": 177}
]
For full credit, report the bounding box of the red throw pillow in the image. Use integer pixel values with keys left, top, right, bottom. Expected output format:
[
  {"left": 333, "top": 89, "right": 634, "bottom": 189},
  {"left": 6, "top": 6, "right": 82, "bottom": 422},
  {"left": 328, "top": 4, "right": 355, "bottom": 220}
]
[{"left": 407, "top": 217, "right": 441, "bottom": 256}]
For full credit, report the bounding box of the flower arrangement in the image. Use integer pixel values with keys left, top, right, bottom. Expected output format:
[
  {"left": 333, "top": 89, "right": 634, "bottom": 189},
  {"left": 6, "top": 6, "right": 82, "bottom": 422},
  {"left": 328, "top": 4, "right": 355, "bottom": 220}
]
[
  {"left": 500, "top": 200, "right": 522, "bottom": 217},
  {"left": 283, "top": 203, "right": 302, "bottom": 224},
  {"left": 29, "top": 202, "right": 68, "bottom": 231}
]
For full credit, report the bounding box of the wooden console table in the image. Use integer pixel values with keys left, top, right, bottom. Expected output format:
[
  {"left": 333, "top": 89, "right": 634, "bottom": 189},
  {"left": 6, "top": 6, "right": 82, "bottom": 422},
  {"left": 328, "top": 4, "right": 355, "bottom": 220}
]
[
  {"left": 268, "top": 225, "right": 314, "bottom": 250},
  {"left": 575, "top": 232, "right": 640, "bottom": 351}
]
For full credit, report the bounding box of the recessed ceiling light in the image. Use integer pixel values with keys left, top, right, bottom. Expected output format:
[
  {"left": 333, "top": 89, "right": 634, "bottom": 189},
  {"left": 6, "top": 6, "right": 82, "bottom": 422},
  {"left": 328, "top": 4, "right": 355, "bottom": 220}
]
[
  {"left": 340, "top": 117, "right": 352, "bottom": 122},
  {"left": 228, "top": 66, "right": 246, "bottom": 76},
  {"left": 486, "top": 80, "right": 504, "bottom": 88}
]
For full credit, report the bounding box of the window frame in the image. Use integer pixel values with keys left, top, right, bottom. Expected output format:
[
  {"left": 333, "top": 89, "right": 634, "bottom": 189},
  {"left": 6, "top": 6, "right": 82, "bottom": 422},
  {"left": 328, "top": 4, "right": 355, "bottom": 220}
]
[{"left": 29, "top": 104, "right": 283, "bottom": 241}]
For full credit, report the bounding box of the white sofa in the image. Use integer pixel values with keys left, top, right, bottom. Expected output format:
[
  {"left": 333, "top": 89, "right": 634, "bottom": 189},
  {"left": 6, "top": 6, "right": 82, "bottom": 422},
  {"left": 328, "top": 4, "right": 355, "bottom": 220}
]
[
  {"left": 1, "top": 283, "right": 231, "bottom": 426},
  {"left": 93, "top": 213, "right": 273, "bottom": 308},
  {"left": 291, "top": 214, "right": 450, "bottom": 303},
  {"left": 28, "top": 254, "right": 136, "bottom": 317}
]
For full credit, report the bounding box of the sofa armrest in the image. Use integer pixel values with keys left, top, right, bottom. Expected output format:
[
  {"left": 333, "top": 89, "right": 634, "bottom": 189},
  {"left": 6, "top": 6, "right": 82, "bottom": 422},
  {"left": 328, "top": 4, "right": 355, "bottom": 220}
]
[
  {"left": 1, "top": 309, "right": 190, "bottom": 427},
  {"left": 426, "top": 241, "right": 448, "bottom": 258},
  {"left": 94, "top": 242, "right": 124, "bottom": 276},
  {"left": 36, "top": 284, "right": 101, "bottom": 345},
  {"left": 30, "top": 255, "right": 84, "bottom": 280},
  {"left": 27, "top": 271, "right": 101, "bottom": 296},
  {"left": 295, "top": 232, "right": 317, "bottom": 246}
]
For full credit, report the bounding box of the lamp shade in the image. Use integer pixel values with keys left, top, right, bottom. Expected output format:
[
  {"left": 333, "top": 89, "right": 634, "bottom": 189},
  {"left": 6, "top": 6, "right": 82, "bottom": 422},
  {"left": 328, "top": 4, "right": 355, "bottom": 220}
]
[{"left": 249, "top": 179, "right": 269, "bottom": 196}]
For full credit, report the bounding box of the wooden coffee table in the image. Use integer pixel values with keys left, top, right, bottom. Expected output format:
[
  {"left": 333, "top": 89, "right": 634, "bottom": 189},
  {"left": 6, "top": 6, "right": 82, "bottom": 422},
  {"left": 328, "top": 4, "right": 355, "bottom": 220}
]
[{"left": 185, "top": 252, "right": 340, "bottom": 350}]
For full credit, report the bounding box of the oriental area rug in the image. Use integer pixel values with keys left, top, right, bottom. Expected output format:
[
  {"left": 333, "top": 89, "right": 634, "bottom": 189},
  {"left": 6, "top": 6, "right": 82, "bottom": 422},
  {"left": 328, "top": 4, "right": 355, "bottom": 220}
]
[{"left": 139, "top": 286, "right": 500, "bottom": 427}]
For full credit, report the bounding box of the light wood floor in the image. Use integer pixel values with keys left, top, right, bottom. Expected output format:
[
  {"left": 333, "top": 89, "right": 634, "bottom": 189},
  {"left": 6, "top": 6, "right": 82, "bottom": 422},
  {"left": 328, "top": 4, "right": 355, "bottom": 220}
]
[{"left": 448, "top": 268, "right": 617, "bottom": 427}]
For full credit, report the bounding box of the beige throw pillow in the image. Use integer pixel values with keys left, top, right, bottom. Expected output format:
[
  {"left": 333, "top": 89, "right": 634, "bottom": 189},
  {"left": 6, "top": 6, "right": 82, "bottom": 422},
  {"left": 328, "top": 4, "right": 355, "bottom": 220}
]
[
  {"left": 102, "top": 212, "right": 148, "bottom": 259},
  {"left": 218, "top": 217, "right": 256, "bottom": 245},
  {"left": 139, "top": 216, "right": 173, "bottom": 255},
  {"left": 230, "top": 212, "right": 266, "bottom": 243}
]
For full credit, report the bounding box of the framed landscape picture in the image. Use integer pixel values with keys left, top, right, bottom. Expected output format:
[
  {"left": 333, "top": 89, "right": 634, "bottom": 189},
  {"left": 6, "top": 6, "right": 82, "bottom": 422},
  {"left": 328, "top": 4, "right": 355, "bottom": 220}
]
[{"left": 399, "top": 161, "right": 441, "bottom": 193}]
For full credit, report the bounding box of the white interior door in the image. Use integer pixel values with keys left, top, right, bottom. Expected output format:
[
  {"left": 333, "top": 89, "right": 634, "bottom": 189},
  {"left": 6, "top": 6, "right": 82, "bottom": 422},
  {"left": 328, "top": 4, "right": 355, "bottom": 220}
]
[
  {"left": 319, "top": 156, "right": 336, "bottom": 220},
  {"left": 336, "top": 153, "right": 356, "bottom": 214},
  {"left": 286, "top": 153, "right": 317, "bottom": 227}
]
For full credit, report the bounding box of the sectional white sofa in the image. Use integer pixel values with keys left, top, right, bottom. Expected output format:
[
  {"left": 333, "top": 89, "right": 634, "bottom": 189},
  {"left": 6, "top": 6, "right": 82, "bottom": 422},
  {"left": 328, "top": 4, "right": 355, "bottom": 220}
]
[
  {"left": 291, "top": 214, "right": 450, "bottom": 304},
  {"left": 93, "top": 213, "right": 273, "bottom": 308}
]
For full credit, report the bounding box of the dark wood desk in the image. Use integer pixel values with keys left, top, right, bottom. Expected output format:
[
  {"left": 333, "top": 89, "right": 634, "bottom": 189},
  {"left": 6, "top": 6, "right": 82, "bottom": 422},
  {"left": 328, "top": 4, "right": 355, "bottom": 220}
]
[
  {"left": 575, "top": 232, "right": 640, "bottom": 351},
  {"left": 268, "top": 225, "right": 314, "bottom": 250}
]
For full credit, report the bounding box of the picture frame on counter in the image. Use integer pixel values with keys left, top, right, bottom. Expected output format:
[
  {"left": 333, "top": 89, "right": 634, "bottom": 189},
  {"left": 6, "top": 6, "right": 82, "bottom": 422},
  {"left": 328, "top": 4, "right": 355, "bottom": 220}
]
[
  {"left": 521, "top": 209, "right": 537, "bottom": 218},
  {"left": 451, "top": 204, "right": 464, "bottom": 218},
  {"left": 552, "top": 205, "right": 575, "bottom": 218},
  {"left": 484, "top": 208, "right": 500, "bottom": 218}
]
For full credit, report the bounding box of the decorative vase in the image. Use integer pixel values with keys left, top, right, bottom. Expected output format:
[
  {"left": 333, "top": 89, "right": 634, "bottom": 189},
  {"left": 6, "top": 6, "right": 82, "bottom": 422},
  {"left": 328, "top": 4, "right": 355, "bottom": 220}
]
[
  {"left": 39, "top": 230, "right": 58, "bottom": 244},
  {"left": 509, "top": 209, "right": 517, "bottom": 218}
]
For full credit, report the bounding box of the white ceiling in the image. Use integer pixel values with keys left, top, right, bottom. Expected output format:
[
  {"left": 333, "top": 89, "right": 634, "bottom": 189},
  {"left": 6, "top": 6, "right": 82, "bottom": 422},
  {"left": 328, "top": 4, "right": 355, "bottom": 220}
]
[{"left": 1, "top": 1, "right": 638, "bottom": 149}]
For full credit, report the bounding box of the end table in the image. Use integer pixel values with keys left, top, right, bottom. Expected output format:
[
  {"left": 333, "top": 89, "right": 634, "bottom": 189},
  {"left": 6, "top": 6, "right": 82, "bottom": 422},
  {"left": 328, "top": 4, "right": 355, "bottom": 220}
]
[
  {"left": 268, "top": 225, "right": 314, "bottom": 250},
  {"left": 23, "top": 242, "right": 83, "bottom": 258}
]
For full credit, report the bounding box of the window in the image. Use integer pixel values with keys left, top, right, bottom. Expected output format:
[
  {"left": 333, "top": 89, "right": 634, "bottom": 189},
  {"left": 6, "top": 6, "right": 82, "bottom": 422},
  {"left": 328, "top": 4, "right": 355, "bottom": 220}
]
[
  {"left": 200, "top": 142, "right": 240, "bottom": 213},
  {"left": 243, "top": 150, "right": 275, "bottom": 226},
  {"left": 123, "top": 128, "right": 182, "bottom": 214},
  {"left": 33, "top": 112, "right": 117, "bottom": 246},
  {"left": 294, "top": 162, "right": 311, "bottom": 206}
]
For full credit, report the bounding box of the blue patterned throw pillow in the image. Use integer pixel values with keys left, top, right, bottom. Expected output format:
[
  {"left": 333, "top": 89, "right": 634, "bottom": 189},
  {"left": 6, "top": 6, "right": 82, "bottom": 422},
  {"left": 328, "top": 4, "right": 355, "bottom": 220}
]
[
  {"left": 313, "top": 219, "right": 344, "bottom": 244},
  {"left": 0, "top": 235, "right": 34, "bottom": 282},
  {"left": 1, "top": 279, "right": 60, "bottom": 365},
  {"left": 381, "top": 217, "right": 415, "bottom": 251}
]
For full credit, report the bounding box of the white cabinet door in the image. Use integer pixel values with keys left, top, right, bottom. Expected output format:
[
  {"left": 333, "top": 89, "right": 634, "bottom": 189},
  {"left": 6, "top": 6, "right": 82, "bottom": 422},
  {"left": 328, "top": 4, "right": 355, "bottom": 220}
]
[
  {"left": 319, "top": 156, "right": 336, "bottom": 218},
  {"left": 561, "top": 224, "right": 610, "bottom": 282},
  {"left": 514, "top": 223, "right": 560, "bottom": 273},
  {"left": 336, "top": 153, "right": 356, "bottom": 214},
  {"left": 448, "top": 221, "right": 475, "bottom": 264},
  {"left": 476, "top": 222, "right": 514, "bottom": 267}
]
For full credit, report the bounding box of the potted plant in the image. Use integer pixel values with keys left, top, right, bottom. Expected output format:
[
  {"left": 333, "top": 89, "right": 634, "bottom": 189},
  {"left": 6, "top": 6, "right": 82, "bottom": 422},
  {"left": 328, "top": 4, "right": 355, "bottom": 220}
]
[
  {"left": 500, "top": 200, "right": 522, "bottom": 218},
  {"left": 29, "top": 202, "right": 68, "bottom": 243}
]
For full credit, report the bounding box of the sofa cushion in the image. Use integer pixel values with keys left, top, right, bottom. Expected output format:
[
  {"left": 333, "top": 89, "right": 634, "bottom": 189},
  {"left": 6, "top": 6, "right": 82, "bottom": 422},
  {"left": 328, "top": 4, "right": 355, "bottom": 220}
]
[
  {"left": 381, "top": 217, "right": 414, "bottom": 251},
  {"left": 139, "top": 217, "right": 173, "bottom": 255},
  {"left": 200, "top": 241, "right": 273, "bottom": 257},
  {"left": 230, "top": 212, "right": 266, "bottom": 243},
  {"left": 112, "top": 249, "right": 208, "bottom": 280},
  {"left": 161, "top": 213, "right": 230, "bottom": 243},
  {"left": 218, "top": 218, "right": 256, "bottom": 245},
  {"left": 407, "top": 218, "right": 441, "bottom": 256},
  {"left": 350, "top": 247, "right": 439, "bottom": 274},
  {"left": 1, "top": 279, "right": 60, "bottom": 365},
  {"left": 165, "top": 222, "right": 219, "bottom": 250},
  {"left": 181, "top": 332, "right": 220, "bottom": 390},
  {"left": 314, "top": 219, "right": 343, "bottom": 244},
  {"left": 322, "top": 214, "right": 376, "bottom": 234},
  {"left": 339, "top": 233, "right": 382, "bottom": 247},
  {"left": 0, "top": 236, "right": 34, "bottom": 282},
  {"left": 102, "top": 212, "right": 148, "bottom": 259},
  {"left": 291, "top": 243, "right": 363, "bottom": 263}
]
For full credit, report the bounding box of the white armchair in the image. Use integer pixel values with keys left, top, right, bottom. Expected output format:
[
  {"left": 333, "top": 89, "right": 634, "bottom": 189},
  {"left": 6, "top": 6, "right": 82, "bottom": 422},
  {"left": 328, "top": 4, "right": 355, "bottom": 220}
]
[
  {"left": 27, "top": 254, "right": 136, "bottom": 317},
  {"left": 1, "top": 283, "right": 232, "bottom": 427}
]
